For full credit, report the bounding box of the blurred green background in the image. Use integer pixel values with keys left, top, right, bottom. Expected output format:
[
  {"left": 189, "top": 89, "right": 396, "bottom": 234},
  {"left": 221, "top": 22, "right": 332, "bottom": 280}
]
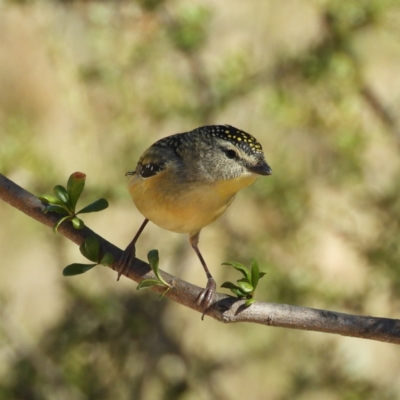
[{"left": 1, "top": 0, "right": 400, "bottom": 399}]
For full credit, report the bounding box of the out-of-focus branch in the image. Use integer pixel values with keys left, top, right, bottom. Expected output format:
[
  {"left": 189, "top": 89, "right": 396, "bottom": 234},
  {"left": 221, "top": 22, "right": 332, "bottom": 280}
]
[
  {"left": 360, "top": 86, "right": 400, "bottom": 147},
  {"left": 1, "top": 173, "right": 400, "bottom": 344}
]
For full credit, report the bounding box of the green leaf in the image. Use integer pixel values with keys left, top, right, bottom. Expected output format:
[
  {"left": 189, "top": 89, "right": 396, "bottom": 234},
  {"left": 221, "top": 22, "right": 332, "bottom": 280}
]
[
  {"left": 146, "top": 250, "right": 171, "bottom": 288},
  {"left": 244, "top": 298, "right": 256, "bottom": 307},
  {"left": 39, "top": 195, "right": 65, "bottom": 206},
  {"left": 53, "top": 215, "right": 71, "bottom": 233},
  {"left": 84, "top": 236, "right": 100, "bottom": 262},
  {"left": 100, "top": 252, "right": 114, "bottom": 266},
  {"left": 43, "top": 204, "right": 69, "bottom": 215},
  {"left": 63, "top": 263, "right": 97, "bottom": 276},
  {"left": 259, "top": 272, "right": 266, "bottom": 279},
  {"left": 79, "top": 242, "right": 90, "bottom": 260},
  {"left": 53, "top": 185, "right": 70, "bottom": 208},
  {"left": 222, "top": 261, "right": 251, "bottom": 282},
  {"left": 79, "top": 236, "right": 100, "bottom": 262},
  {"left": 221, "top": 281, "right": 241, "bottom": 290},
  {"left": 137, "top": 279, "right": 165, "bottom": 290},
  {"left": 71, "top": 217, "right": 85, "bottom": 229},
  {"left": 67, "top": 172, "right": 86, "bottom": 210},
  {"left": 221, "top": 282, "right": 247, "bottom": 297},
  {"left": 230, "top": 288, "right": 247, "bottom": 298},
  {"left": 237, "top": 280, "right": 254, "bottom": 294},
  {"left": 77, "top": 198, "right": 108, "bottom": 214},
  {"left": 147, "top": 249, "right": 160, "bottom": 274},
  {"left": 251, "top": 259, "right": 260, "bottom": 289}
]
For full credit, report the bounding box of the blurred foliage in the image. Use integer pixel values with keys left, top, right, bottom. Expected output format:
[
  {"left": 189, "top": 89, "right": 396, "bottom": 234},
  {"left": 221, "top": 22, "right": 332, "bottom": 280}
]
[
  {"left": 365, "top": 176, "right": 400, "bottom": 293},
  {"left": 0, "top": 287, "right": 397, "bottom": 400},
  {"left": 166, "top": 6, "right": 211, "bottom": 53},
  {"left": 1, "top": 0, "right": 400, "bottom": 399}
]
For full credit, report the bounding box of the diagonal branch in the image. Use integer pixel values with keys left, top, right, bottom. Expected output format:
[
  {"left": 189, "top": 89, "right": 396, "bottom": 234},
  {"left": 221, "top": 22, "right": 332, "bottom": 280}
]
[{"left": 0, "top": 173, "right": 399, "bottom": 344}]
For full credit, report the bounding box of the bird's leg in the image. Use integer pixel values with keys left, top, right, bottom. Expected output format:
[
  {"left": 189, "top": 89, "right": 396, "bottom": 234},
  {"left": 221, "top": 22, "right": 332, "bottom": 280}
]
[
  {"left": 117, "top": 218, "right": 149, "bottom": 281},
  {"left": 189, "top": 231, "right": 216, "bottom": 319}
]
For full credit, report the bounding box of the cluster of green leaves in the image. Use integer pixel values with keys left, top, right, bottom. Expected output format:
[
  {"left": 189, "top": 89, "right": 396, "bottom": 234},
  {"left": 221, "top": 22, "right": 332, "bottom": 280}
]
[
  {"left": 221, "top": 260, "right": 266, "bottom": 306},
  {"left": 63, "top": 235, "right": 114, "bottom": 276},
  {"left": 137, "top": 250, "right": 171, "bottom": 298},
  {"left": 137, "top": 254, "right": 266, "bottom": 307},
  {"left": 39, "top": 172, "right": 108, "bottom": 232},
  {"left": 63, "top": 235, "right": 113, "bottom": 276},
  {"left": 39, "top": 172, "right": 113, "bottom": 276}
]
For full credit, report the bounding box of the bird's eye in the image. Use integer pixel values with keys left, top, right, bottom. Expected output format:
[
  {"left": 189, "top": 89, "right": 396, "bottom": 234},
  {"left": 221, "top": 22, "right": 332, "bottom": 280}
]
[{"left": 225, "top": 149, "right": 237, "bottom": 159}]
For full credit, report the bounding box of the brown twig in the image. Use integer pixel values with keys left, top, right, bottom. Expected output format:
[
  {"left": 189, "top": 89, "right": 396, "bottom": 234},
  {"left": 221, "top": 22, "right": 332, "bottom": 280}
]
[{"left": 1, "top": 173, "right": 399, "bottom": 344}]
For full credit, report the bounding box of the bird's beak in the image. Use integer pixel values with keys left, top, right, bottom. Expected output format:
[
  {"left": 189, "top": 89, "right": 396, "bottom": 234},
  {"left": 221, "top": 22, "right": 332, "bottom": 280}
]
[{"left": 247, "top": 160, "right": 272, "bottom": 176}]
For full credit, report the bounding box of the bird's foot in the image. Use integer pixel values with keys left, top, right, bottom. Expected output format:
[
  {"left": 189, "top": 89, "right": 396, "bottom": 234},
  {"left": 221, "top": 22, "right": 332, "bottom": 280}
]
[
  {"left": 197, "top": 277, "right": 216, "bottom": 320},
  {"left": 116, "top": 241, "right": 136, "bottom": 281}
]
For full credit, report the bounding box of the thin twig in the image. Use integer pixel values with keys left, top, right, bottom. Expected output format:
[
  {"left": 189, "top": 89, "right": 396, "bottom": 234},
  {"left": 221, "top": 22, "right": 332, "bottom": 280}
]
[{"left": 0, "top": 174, "right": 399, "bottom": 344}]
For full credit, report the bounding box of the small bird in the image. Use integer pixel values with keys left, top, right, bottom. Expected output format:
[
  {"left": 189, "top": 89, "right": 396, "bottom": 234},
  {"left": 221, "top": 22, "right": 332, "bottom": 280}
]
[{"left": 118, "top": 125, "right": 272, "bottom": 317}]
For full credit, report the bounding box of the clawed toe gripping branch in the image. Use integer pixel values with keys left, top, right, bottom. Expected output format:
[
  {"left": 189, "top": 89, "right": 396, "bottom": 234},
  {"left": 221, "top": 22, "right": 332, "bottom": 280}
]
[{"left": 1, "top": 172, "right": 400, "bottom": 344}]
